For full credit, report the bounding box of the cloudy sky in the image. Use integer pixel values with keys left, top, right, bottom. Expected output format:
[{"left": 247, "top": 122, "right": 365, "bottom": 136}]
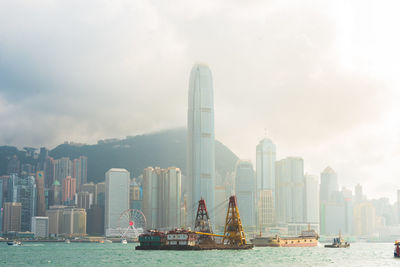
[{"left": 1, "top": 0, "right": 399, "bottom": 200}]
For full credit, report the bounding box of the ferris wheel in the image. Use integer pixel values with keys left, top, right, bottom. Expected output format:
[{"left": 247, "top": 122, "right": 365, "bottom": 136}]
[{"left": 117, "top": 209, "right": 146, "bottom": 238}]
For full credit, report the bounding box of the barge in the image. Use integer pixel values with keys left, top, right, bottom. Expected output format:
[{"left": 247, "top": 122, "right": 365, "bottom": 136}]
[{"left": 251, "top": 228, "right": 319, "bottom": 247}]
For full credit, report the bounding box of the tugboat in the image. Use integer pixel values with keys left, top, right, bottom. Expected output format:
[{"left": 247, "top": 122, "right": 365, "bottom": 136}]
[
  {"left": 324, "top": 232, "right": 349, "bottom": 248},
  {"left": 394, "top": 240, "right": 400, "bottom": 258}
]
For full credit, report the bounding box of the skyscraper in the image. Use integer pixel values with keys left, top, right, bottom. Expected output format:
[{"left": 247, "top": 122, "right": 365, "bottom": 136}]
[
  {"left": 256, "top": 138, "right": 276, "bottom": 194},
  {"left": 235, "top": 160, "right": 256, "bottom": 228},
  {"left": 304, "top": 174, "right": 319, "bottom": 224},
  {"left": 73, "top": 156, "right": 88, "bottom": 190},
  {"left": 62, "top": 176, "right": 76, "bottom": 205},
  {"left": 36, "top": 171, "right": 46, "bottom": 216},
  {"left": 320, "top": 167, "right": 339, "bottom": 202},
  {"left": 187, "top": 63, "right": 215, "bottom": 222},
  {"left": 105, "top": 168, "right": 130, "bottom": 237},
  {"left": 275, "top": 157, "right": 305, "bottom": 224},
  {"left": 0, "top": 179, "right": 3, "bottom": 233},
  {"left": 3, "top": 202, "right": 22, "bottom": 233}
]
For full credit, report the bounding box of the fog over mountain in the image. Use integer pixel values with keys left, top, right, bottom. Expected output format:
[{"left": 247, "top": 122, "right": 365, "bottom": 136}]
[{"left": 0, "top": 1, "right": 399, "bottom": 200}]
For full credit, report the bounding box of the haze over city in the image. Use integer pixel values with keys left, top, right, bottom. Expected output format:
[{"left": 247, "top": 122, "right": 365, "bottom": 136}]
[{"left": 1, "top": 0, "right": 400, "bottom": 202}]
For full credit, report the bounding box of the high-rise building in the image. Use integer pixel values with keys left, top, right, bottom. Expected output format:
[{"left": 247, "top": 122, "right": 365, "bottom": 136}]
[
  {"left": 54, "top": 157, "right": 72, "bottom": 183},
  {"left": 353, "top": 201, "right": 376, "bottom": 236},
  {"left": 105, "top": 168, "right": 130, "bottom": 236},
  {"left": 256, "top": 138, "right": 276, "bottom": 195},
  {"left": 304, "top": 174, "right": 319, "bottom": 224},
  {"left": 235, "top": 160, "right": 256, "bottom": 228},
  {"left": 354, "top": 184, "right": 363, "bottom": 203},
  {"left": 3, "top": 202, "right": 22, "bottom": 233},
  {"left": 77, "top": 191, "right": 92, "bottom": 210},
  {"left": 46, "top": 205, "right": 65, "bottom": 236},
  {"left": 275, "top": 157, "right": 305, "bottom": 224},
  {"left": 258, "top": 189, "right": 274, "bottom": 229},
  {"left": 129, "top": 182, "right": 142, "bottom": 211},
  {"left": 62, "top": 176, "right": 76, "bottom": 205},
  {"left": 96, "top": 182, "right": 105, "bottom": 207},
  {"left": 187, "top": 63, "right": 215, "bottom": 222},
  {"left": 87, "top": 204, "right": 104, "bottom": 235},
  {"left": 73, "top": 156, "right": 88, "bottom": 191},
  {"left": 163, "top": 167, "right": 182, "bottom": 228},
  {"left": 51, "top": 180, "right": 62, "bottom": 206},
  {"left": 31, "top": 216, "right": 49, "bottom": 238},
  {"left": 320, "top": 167, "right": 339, "bottom": 202},
  {"left": 37, "top": 147, "right": 49, "bottom": 171},
  {"left": 44, "top": 157, "right": 55, "bottom": 188},
  {"left": 17, "top": 176, "right": 37, "bottom": 231},
  {"left": 81, "top": 182, "right": 97, "bottom": 204},
  {"left": 142, "top": 167, "right": 159, "bottom": 229},
  {"left": 35, "top": 171, "right": 46, "bottom": 216},
  {"left": 7, "top": 155, "right": 20, "bottom": 175},
  {"left": 62, "top": 207, "right": 86, "bottom": 236}
]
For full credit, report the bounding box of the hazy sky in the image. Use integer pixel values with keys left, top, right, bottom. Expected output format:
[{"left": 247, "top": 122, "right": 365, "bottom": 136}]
[{"left": 0, "top": 0, "right": 399, "bottom": 201}]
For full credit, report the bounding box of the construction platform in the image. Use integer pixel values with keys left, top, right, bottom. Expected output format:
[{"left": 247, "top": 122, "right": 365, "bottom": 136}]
[{"left": 136, "top": 244, "right": 254, "bottom": 250}]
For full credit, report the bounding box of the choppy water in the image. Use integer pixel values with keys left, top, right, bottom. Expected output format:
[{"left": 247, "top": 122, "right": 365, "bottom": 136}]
[{"left": 1, "top": 242, "right": 398, "bottom": 266}]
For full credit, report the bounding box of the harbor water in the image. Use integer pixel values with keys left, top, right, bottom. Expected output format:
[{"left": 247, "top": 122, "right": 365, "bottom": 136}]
[{"left": 1, "top": 242, "right": 399, "bottom": 266}]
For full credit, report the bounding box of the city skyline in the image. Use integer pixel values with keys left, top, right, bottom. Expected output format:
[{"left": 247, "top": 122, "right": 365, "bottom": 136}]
[{"left": 0, "top": 1, "right": 399, "bottom": 201}]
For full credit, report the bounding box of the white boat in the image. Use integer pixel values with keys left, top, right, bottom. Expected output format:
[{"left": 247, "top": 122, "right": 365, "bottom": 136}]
[
  {"left": 121, "top": 239, "right": 128, "bottom": 244},
  {"left": 65, "top": 239, "right": 71, "bottom": 244},
  {"left": 104, "top": 239, "right": 113, "bottom": 244},
  {"left": 7, "top": 241, "right": 22, "bottom": 246}
]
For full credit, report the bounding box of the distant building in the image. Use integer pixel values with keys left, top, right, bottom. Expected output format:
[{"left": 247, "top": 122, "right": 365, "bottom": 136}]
[
  {"left": 354, "top": 184, "right": 363, "bottom": 203},
  {"left": 214, "top": 185, "right": 226, "bottom": 230},
  {"left": 81, "top": 182, "right": 97, "bottom": 204},
  {"left": 62, "top": 176, "right": 76, "bottom": 205},
  {"left": 17, "top": 176, "right": 37, "bottom": 231},
  {"left": 51, "top": 180, "right": 62, "bottom": 205},
  {"left": 163, "top": 167, "right": 182, "bottom": 228},
  {"left": 77, "top": 191, "right": 92, "bottom": 210},
  {"left": 87, "top": 204, "right": 104, "bottom": 235},
  {"left": 142, "top": 167, "right": 159, "bottom": 229},
  {"left": 96, "top": 182, "right": 105, "bottom": 207},
  {"left": 256, "top": 138, "right": 276, "bottom": 197},
  {"left": 320, "top": 167, "right": 339, "bottom": 202},
  {"left": 7, "top": 155, "right": 20, "bottom": 175},
  {"left": 235, "top": 160, "right": 256, "bottom": 228},
  {"left": 0, "top": 179, "right": 3, "bottom": 233},
  {"left": 31, "top": 216, "right": 49, "bottom": 238},
  {"left": 54, "top": 157, "right": 72, "bottom": 183},
  {"left": 105, "top": 168, "right": 130, "bottom": 237},
  {"left": 73, "top": 156, "right": 88, "bottom": 191},
  {"left": 129, "top": 182, "right": 142, "bottom": 211},
  {"left": 3, "top": 202, "right": 22, "bottom": 233},
  {"left": 44, "top": 157, "right": 55, "bottom": 188},
  {"left": 304, "top": 174, "right": 319, "bottom": 224},
  {"left": 62, "top": 207, "right": 86, "bottom": 237},
  {"left": 258, "top": 189, "right": 274, "bottom": 229},
  {"left": 36, "top": 171, "right": 46, "bottom": 216},
  {"left": 275, "top": 157, "right": 305, "bottom": 224},
  {"left": 353, "top": 201, "right": 376, "bottom": 236},
  {"left": 187, "top": 64, "right": 215, "bottom": 223},
  {"left": 46, "top": 205, "right": 65, "bottom": 236}
]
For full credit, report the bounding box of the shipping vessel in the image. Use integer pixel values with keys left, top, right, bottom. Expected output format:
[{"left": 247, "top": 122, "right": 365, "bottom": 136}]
[
  {"left": 251, "top": 228, "right": 319, "bottom": 247},
  {"left": 136, "top": 196, "right": 254, "bottom": 250},
  {"left": 324, "top": 232, "right": 349, "bottom": 248}
]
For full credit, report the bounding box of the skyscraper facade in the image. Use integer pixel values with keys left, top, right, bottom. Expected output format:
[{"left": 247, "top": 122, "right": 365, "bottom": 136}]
[
  {"left": 36, "top": 171, "right": 46, "bottom": 216},
  {"left": 187, "top": 64, "right": 215, "bottom": 222},
  {"left": 3, "top": 202, "right": 22, "bottom": 233},
  {"left": 105, "top": 168, "right": 130, "bottom": 237},
  {"left": 31, "top": 216, "right": 49, "bottom": 238},
  {"left": 304, "top": 174, "right": 319, "bottom": 224},
  {"left": 275, "top": 157, "right": 305, "bottom": 224},
  {"left": 320, "top": 167, "right": 339, "bottom": 202},
  {"left": 62, "top": 176, "right": 76, "bottom": 204},
  {"left": 234, "top": 160, "right": 256, "bottom": 228},
  {"left": 256, "top": 139, "right": 276, "bottom": 194}
]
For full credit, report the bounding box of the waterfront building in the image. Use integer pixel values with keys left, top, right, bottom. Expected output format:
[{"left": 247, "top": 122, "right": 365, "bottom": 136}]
[
  {"left": 36, "top": 171, "right": 46, "bottom": 216},
  {"left": 3, "top": 202, "right": 22, "bottom": 233},
  {"left": 235, "top": 160, "right": 256, "bottom": 228},
  {"left": 304, "top": 174, "right": 319, "bottom": 224},
  {"left": 353, "top": 201, "right": 376, "bottom": 236},
  {"left": 51, "top": 180, "right": 62, "bottom": 205},
  {"left": 320, "top": 167, "right": 339, "bottom": 202},
  {"left": 105, "top": 168, "right": 130, "bottom": 237},
  {"left": 275, "top": 157, "right": 305, "bottom": 224},
  {"left": 187, "top": 63, "right": 215, "bottom": 222},
  {"left": 46, "top": 205, "right": 65, "bottom": 236},
  {"left": 62, "top": 176, "right": 76, "bottom": 205},
  {"left": 77, "top": 191, "right": 92, "bottom": 210},
  {"left": 142, "top": 167, "right": 159, "bottom": 229},
  {"left": 31, "top": 216, "right": 49, "bottom": 238},
  {"left": 62, "top": 207, "right": 86, "bottom": 236},
  {"left": 87, "top": 204, "right": 104, "bottom": 235},
  {"left": 163, "top": 167, "right": 182, "bottom": 228},
  {"left": 17, "top": 176, "right": 37, "bottom": 231},
  {"left": 96, "top": 182, "right": 106, "bottom": 207},
  {"left": 258, "top": 189, "right": 274, "bottom": 229}
]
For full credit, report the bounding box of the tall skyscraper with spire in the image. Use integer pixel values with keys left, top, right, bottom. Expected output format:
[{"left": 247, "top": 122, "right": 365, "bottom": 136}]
[{"left": 187, "top": 63, "right": 215, "bottom": 222}]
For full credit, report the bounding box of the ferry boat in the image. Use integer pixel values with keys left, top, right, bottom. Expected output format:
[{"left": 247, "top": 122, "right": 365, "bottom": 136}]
[
  {"left": 324, "top": 233, "right": 349, "bottom": 248},
  {"left": 121, "top": 239, "right": 128, "bottom": 244},
  {"left": 394, "top": 240, "right": 400, "bottom": 258},
  {"left": 65, "top": 239, "right": 71, "bottom": 244},
  {"left": 7, "top": 241, "right": 22, "bottom": 246},
  {"left": 251, "top": 229, "right": 319, "bottom": 247}
]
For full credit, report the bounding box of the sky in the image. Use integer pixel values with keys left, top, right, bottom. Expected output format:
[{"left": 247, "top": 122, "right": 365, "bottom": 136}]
[{"left": 0, "top": 0, "right": 399, "bottom": 201}]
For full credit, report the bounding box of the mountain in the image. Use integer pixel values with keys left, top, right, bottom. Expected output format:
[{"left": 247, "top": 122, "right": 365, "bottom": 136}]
[{"left": 0, "top": 128, "right": 239, "bottom": 183}]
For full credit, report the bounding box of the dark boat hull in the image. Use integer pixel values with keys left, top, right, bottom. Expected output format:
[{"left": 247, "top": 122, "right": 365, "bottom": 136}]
[{"left": 136, "top": 244, "right": 254, "bottom": 250}]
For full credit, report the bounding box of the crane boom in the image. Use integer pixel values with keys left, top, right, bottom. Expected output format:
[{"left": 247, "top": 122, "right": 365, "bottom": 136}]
[{"left": 195, "top": 232, "right": 225, "bottom": 237}]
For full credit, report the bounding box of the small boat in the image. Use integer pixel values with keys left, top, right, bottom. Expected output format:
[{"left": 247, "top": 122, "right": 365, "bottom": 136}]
[
  {"left": 104, "top": 239, "right": 113, "bottom": 244},
  {"left": 7, "top": 241, "right": 22, "bottom": 246},
  {"left": 325, "top": 232, "right": 349, "bottom": 248},
  {"left": 121, "top": 239, "right": 128, "bottom": 244},
  {"left": 65, "top": 239, "right": 71, "bottom": 244},
  {"left": 394, "top": 241, "right": 400, "bottom": 258}
]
